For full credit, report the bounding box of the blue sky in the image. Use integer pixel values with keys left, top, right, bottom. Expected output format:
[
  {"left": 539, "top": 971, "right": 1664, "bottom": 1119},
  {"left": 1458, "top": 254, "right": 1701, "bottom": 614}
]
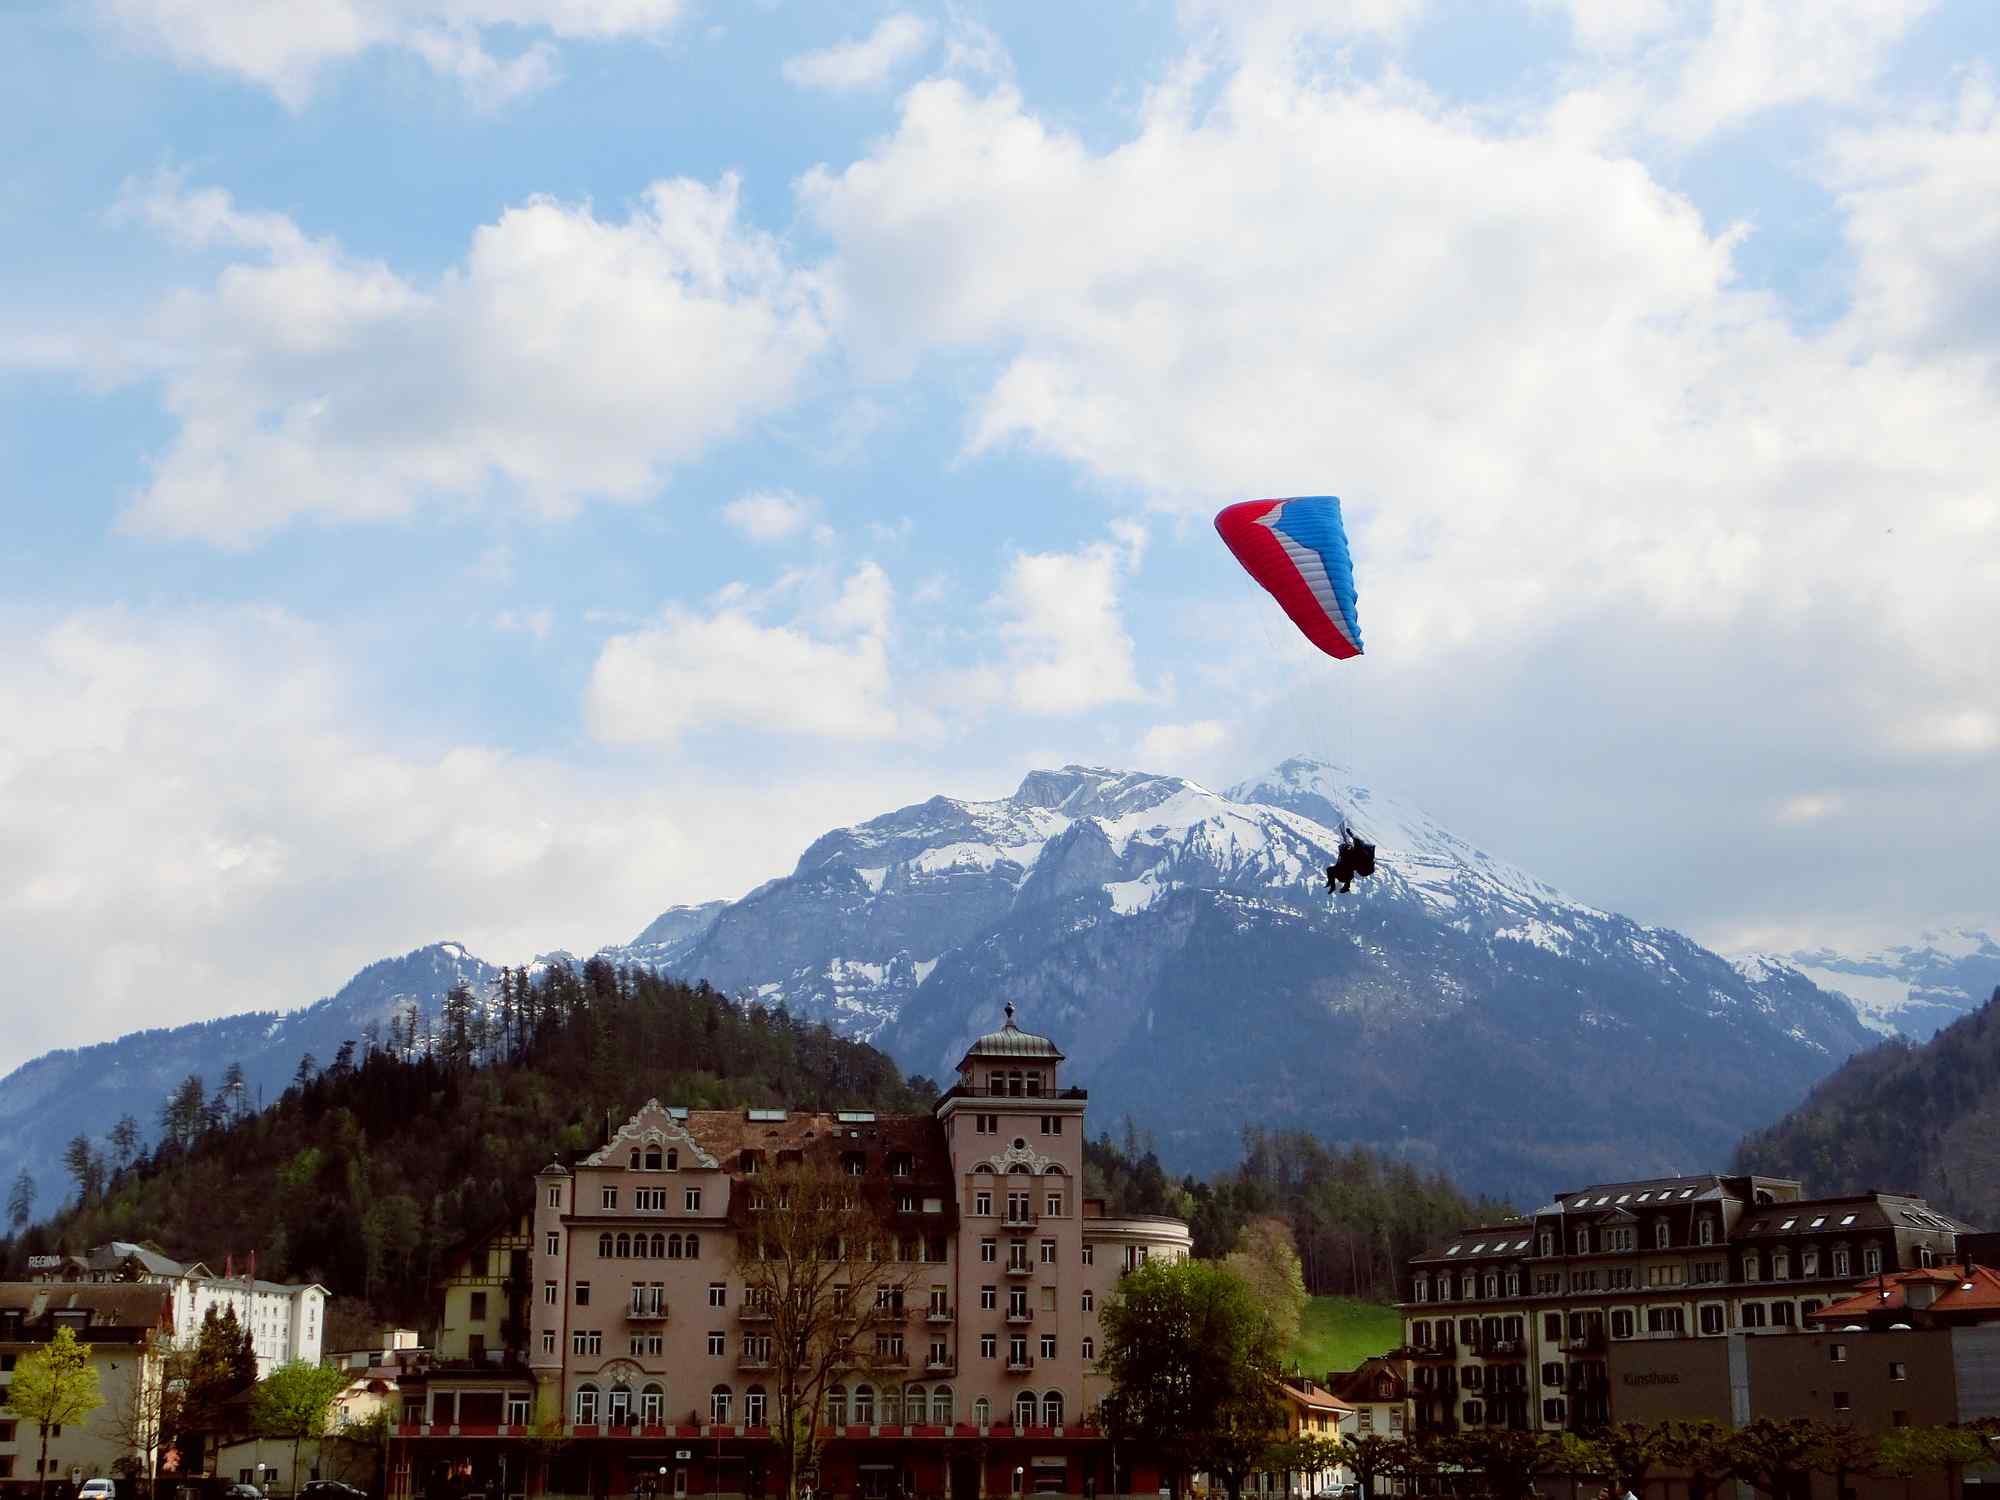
[{"left": 3, "top": 0, "right": 1997, "bottom": 1073}]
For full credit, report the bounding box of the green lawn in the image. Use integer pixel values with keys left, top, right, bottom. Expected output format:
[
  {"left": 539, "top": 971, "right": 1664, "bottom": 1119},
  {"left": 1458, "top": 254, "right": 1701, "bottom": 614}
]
[{"left": 1288, "top": 1295, "right": 1402, "bottom": 1379}]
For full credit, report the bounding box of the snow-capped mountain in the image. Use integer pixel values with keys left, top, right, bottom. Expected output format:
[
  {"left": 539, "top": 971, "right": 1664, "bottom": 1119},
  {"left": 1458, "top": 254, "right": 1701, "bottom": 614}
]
[
  {"left": 0, "top": 942, "right": 498, "bottom": 1217},
  {"left": 1754, "top": 928, "right": 2000, "bottom": 1040},
  {"left": 607, "top": 757, "right": 1877, "bottom": 1198}
]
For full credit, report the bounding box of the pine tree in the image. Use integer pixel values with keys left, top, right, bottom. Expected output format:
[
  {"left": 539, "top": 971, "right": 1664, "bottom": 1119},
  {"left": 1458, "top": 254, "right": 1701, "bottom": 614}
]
[
  {"left": 62, "top": 1134, "right": 103, "bottom": 1208},
  {"left": 109, "top": 1116, "right": 142, "bottom": 1172},
  {"left": 8, "top": 1167, "right": 35, "bottom": 1231}
]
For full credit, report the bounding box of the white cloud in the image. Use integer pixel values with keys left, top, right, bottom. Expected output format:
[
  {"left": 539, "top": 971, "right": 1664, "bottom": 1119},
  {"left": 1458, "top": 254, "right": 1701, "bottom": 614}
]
[
  {"left": 494, "top": 607, "right": 555, "bottom": 640},
  {"left": 1137, "top": 719, "right": 1231, "bottom": 768},
  {"left": 990, "top": 528, "right": 1148, "bottom": 716},
  {"left": 587, "top": 564, "right": 898, "bottom": 744},
  {"left": 1773, "top": 792, "right": 1843, "bottom": 825},
  {"left": 0, "top": 604, "right": 699, "bottom": 1073},
  {"left": 108, "top": 172, "right": 825, "bottom": 547},
  {"left": 782, "top": 13, "right": 934, "bottom": 93},
  {"left": 722, "top": 491, "right": 815, "bottom": 543},
  {"left": 96, "top": 0, "right": 684, "bottom": 109},
  {"left": 1829, "top": 76, "right": 2000, "bottom": 356}
]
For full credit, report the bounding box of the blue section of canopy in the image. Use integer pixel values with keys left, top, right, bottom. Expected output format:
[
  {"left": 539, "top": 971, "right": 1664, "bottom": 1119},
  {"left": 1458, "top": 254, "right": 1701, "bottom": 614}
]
[{"left": 1272, "top": 496, "right": 1361, "bottom": 647}]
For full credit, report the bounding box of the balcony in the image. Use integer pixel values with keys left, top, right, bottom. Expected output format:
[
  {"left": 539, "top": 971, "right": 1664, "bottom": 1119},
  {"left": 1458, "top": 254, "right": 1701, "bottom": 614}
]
[
  {"left": 1004, "top": 1354, "right": 1035, "bottom": 1373},
  {"left": 738, "top": 1354, "right": 774, "bottom": 1372},
  {"left": 738, "top": 1304, "right": 772, "bottom": 1323},
  {"left": 626, "top": 1299, "right": 670, "bottom": 1322},
  {"left": 1004, "top": 1309, "right": 1034, "bottom": 1326},
  {"left": 925, "top": 1307, "right": 954, "bottom": 1325},
  {"left": 925, "top": 1356, "right": 955, "bottom": 1374},
  {"left": 871, "top": 1348, "right": 910, "bottom": 1368},
  {"left": 1486, "top": 1339, "right": 1523, "bottom": 1357},
  {"left": 873, "top": 1305, "right": 909, "bottom": 1324},
  {"left": 1004, "top": 1263, "right": 1034, "bottom": 1278},
  {"left": 1003, "top": 1208, "right": 1039, "bottom": 1228}
]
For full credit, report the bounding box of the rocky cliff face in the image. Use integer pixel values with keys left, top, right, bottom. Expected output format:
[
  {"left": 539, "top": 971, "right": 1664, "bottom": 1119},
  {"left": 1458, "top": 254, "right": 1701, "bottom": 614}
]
[{"left": 605, "top": 758, "right": 1877, "bottom": 1198}]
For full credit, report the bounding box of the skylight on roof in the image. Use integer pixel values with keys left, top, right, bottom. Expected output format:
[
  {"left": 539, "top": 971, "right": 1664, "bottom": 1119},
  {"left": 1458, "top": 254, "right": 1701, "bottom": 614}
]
[
  {"left": 1516, "top": 1239, "right": 1529, "bottom": 1250},
  {"left": 1446, "top": 1245, "right": 1462, "bottom": 1256},
  {"left": 1781, "top": 1218, "right": 1796, "bottom": 1229},
  {"left": 1595, "top": 1195, "right": 1610, "bottom": 1206},
  {"left": 1636, "top": 1192, "right": 1650, "bottom": 1202},
  {"left": 1471, "top": 1243, "right": 1487, "bottom": 1253},
  {"left": 1841, "top": 1214, "right": 1857, "bottom": 1226},
  {"left": 1811, "top": 1217, "right": 1826, "bottom": 1228},
  {"left": 1618, "top": 1193, "right": 1631, "bottom": 1203},
  {"left": 1679, "top": 1189, "right": 1694, "bottom": 1198}
]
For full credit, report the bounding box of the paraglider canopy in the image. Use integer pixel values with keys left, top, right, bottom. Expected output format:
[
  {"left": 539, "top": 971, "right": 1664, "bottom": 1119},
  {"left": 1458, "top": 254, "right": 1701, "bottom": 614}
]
[{"left": 1214, "top": 496, "right": 1362, "bottom": 660}]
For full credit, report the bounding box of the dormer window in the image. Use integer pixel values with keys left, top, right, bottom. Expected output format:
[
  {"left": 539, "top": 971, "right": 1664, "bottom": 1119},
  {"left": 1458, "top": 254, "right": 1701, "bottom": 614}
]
[
  {"left": 1773, "top": 1251, "right": 1790, "bottom": 1281},
  {"left": 1414, "top": 1276, "right": 1430, "bottom": 1302},
  {"left": 1698, "top": 1218, "right": 1715, "bottom": 1247},
  {"left": 1654, "top": 1221, "right": 1670, "bottom": 1249},
  {"left": 1538, "top": 1232, "right": 1554, "bottom": 1258},
  {"left": 1801, "top": 1249, "right": 1819, "bottom": 1277},
  {"left": 1574, "top": 1229, "right": 1590, "bottom": 1254}
]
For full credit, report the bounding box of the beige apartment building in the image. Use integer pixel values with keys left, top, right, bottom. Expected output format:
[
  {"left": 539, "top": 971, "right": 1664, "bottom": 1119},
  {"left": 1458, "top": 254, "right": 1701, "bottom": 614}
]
[
  {"left": 0, "top": 1284, "right": 176, "bottom": 1488},
  {"left": 392, "top": 1007, "right": 1192, "bottom": 1500},
  {"left": 1398, "top": 1171, "right": 1975, "bottom": 1436}
]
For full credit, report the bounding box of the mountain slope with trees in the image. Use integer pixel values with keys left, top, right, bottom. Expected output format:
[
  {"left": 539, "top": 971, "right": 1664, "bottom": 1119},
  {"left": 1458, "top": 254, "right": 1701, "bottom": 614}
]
[
  {"left": 1735, "top": 985, "right": 2000, "bottom": 1225},
  {"left": 7, "top": 961, "right": 933, "bottom": 1324}
]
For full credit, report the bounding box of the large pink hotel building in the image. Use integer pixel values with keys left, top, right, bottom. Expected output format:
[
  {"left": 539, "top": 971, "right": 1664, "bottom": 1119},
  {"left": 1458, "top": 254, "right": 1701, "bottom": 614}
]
[{"left": 393, "top": 1008, "right": 1192, "bottom": 1500}]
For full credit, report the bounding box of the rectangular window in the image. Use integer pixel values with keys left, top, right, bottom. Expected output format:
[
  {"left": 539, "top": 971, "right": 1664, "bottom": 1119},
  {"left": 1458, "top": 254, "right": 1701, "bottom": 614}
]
[
  {"left": 636, "top": 1188, "right": 668, "bottom": 1212},
  {"left": 507, "top": 1395, "right": 531, "bottom": 1426},
  {"left": 1699, "top": 1305, "right": 1724, "bottom": 1335},
  {"left": 1047, "top": 1192, "right": 1064, "bottom": 1217},
  {"left": 1040, "top": 1238, "right": 1056, "bottom": 1264},
  {"left": 572, "top": 1330, "right": 601, "bottom": 1355},
  {"left": 541, "top": 1329, "right": 556, "bottom": 1354},
  {"left": 980, "top": 1286, "right": 997, "bottom": 1310},
  {"left": 975, "top": 1190, "right": 993, "bottom": 1216},
  {"left": 1831, "top": 1344, "right": 1847, "bottom": 1363},
  {"left": 1040, "top": 1333, "right": 1057, "bottom": 1358},
  {"left": 1864, "top": 1248, "right": 1883, "bottom": 1274},
  {"left": 980, "top": 1333, "right": 996, "bottom": 1358},
  {"left": 707, "top": 1331, "right": 725, "bottom": 1356},
  {"left": 1890, "top": 1361, "right": 1907, "bottom": 1381},
  {"left": 980, "top": 1238, "right": 996, "bottom": 1263},
  {"left": 469, "top": 1291, "right": 488, "bottom": 1320},
  {"left": 1081, "top": 1289, "right": 1094, "bottom": 1312},
  {"left": 547, "top": 1184, "right": 561, "bottom": 1207},
  {"left": 976, "top": 1113, "right": 997, "bottom": 1134},
  {"left": 709, "top": 1283, "right": 726, "bottom": 1307},
  {"left": 1081, "top": 1244, "right": 1094, "bottom": 1266},
  {"left": 543, "top": 1279, "right": 558, "bottom": 1305},
  {"left": 1833, "top": 1391, "right": 1851, "bottom": 1412},
  {"left": 685, "top": 1187, "right": 703, "bottom": 1212},
  {"left": 575, "top": 1281, "right": 591, "bottom": 1306},
  {"left": 601, "top": 1186, "right": 618, "bottom": 1209}
]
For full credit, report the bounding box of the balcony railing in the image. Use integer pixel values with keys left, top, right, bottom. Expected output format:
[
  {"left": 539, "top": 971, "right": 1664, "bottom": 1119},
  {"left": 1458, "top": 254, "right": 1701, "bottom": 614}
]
[
  {"left": 1486, "top": 1339, "right": 1522, "bottom": 1357},
  {"left": 1004, "top": 1262, "right": 1034, "bottom": 1278},
  {"left": 925, "top": 1356, "right": 955, "bottom": 1374},
  {"left": 925, "top": 1307, "right": 954, "bottom": 1324},
  {"left": 1004, "top": 1309, "right": 1034, "bottom": 1326},
  {"left": 873, "top": 1304, "right": 908, "bottom": 1322},
  {"left": 627, "top": 1299, "right": 669, "bottom": 1322},
  {"left": 1003, "top": 1207, "right": 1039, "bottom": 1227},
  {"left": 1004, "top": 1354, "right": 1035, "bottom": 1373},
  {"left": 738, "top": 1304, "right": 772, "bottom": 1323},
  {"left": 738, "top": 1354, "right": 774, "bottom": 1372}
]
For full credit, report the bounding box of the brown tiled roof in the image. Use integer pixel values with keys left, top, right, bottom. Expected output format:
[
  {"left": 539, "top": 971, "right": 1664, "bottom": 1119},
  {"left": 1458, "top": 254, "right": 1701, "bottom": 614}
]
[
  {"left": 0, "top": 1283, "right": 172, "bottom": 1337},
  {"left": 678, "top": 1110, "right": 954, "bottom": 1183},
  {"left": 1737, "top": 1193, "right": 1971, "bottom": 1239},
  {"left": 1412, "top": 1222, "right": 1535, "bottom": 1264},
  {"left": 1324, "top": 1357, "right": 1407, "bottom": 1405}
]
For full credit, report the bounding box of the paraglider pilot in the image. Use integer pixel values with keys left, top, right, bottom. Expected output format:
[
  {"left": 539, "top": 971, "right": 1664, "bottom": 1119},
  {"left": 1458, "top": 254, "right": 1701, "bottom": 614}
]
[{"left": 1325, "top": 827, "right": 1376, "bottom": 894}]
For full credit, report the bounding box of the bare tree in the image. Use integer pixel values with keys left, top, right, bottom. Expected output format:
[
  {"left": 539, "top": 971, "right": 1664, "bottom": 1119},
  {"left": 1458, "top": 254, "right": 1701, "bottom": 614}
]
[
  {"left": 103, "top": 1333, "right": 189, "bottom": 1500},
  {"left": 733, "top": 1160, "right": 920, "bottom": 1500}
]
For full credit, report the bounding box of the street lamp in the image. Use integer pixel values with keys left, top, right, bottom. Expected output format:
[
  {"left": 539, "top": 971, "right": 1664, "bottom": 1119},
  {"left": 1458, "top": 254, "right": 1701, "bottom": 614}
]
[{"left": 1014, "top": 1466, "right": 1024, "bottom": 1499}]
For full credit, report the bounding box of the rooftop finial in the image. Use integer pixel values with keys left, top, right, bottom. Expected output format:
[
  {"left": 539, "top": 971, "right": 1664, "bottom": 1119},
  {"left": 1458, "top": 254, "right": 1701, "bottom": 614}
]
[{"left": 1003, "top": 1001, "right": 1017, "bottom": 1026}]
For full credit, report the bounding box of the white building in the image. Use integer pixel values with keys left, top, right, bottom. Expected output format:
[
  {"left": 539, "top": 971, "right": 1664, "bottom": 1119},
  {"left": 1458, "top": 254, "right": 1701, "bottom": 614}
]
[{"left": 44, "top": 1243, "right": 327, "bottom": 1376}]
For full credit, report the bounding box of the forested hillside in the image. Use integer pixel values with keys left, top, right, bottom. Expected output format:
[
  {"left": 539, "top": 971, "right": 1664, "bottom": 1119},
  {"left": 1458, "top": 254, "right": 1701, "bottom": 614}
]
[
  {"left": 5, "top": 961, "right": 935, "bottom": 1323},
  {"left": 1083, "top": 1124, "right": 1513, "bottom": 1301},
  {"left": 1736, "top": 986, "right": 2000, "bottom": 1227}
]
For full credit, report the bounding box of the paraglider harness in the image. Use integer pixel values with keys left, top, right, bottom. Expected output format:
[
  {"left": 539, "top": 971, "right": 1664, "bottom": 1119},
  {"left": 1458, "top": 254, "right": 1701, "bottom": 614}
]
[{"left": 1326, "top": 827, "right": 1376, "bottom": 894}]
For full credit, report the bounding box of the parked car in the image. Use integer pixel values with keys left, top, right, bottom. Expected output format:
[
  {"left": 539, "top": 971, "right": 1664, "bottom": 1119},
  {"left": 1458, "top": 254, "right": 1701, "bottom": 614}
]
[
  {"left": 223, "top": 1484, "right": 266, "bottom": 1500},
  {"left": 79, "top": 1481, "right": 117, "bottom": 1500},
  {"left": 301, "top": 1483, "right": 369, "bottom": 1500}
]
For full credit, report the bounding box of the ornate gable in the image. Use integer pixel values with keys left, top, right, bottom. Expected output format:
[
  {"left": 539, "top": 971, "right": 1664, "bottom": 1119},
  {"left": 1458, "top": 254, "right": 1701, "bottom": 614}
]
[
  {"left": 582, "top": 1100, "right": 719, "bottom": 1169},
  {"left": 975, "top": 1139, "right": 1063, "bottom": 1175}
]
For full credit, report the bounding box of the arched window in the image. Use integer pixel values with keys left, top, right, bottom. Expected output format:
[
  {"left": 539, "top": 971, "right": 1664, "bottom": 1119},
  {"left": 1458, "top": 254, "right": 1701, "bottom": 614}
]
[
  {"left": 1743, "top": 1251, "right": 1761, "bottom": 1281},
  {"left": 641, "top": 1384, "right": 664, "bottom": 1424},
  {"left": 827, "top": 1386, "right": 848, "bottom": 1427},
  {"left": 668, "top": 1234, "right": 683, "bottom": 1260},
  {"left": 1483, "top": 1273, "right": 1498, "bottom": 1299},
  {"left": 1699, "top": 1218, "right": 1716, "bottom": 1247},
  {"left": 709, "top": 1384, "right": 732, "bottom": 1424},
  {"left": 1772, "top": 1251, "right": 1790, "bottom": 1281},
  {"left": 574, "top": 1384, "right": 599, "bottom": 1424},
  {"left": 650, "top": 1233, "right": 665, "bottom": 1259},
  {"left": 1042, "top": 1391, "right": 1064, "bottom": 1428},
  {"left": 1014, "top": 1390, "right": 1037, "bottom": 1428},
  {"left": 745, "top": 1386, "right": 767, "bottom": 1426},
  {"left": 616, "top": 1233, "right": 631, "bottom": 1259},
  {"left": 931, "top": 1386, "right": 953, "bottom": 1425},
  {"left": 1460, "top": 1274, "right": 1475, "bottom": 1299},
  {"left": 972, "top": 1396, "right": 990, "bottom": 1428},
  {"left": 607, "top": 1384, "right": 632, "bottom": 1426},
  {"left": 667, "top": 1149, "right": 678, "bottom": 1171},
  {"left": 1575, "top": 1229, "right": 1590, "bottom": 1254},
  {"left": 646, "top": 1147, "right": 662, "bottom": 1170},
  {"left": 686, "top": 1233, "right": 700, "bottom": 1258},
  {"left": 853, "top": 1384, "right": 875, "bottom": 1423},
  {"left": 880, "top": 1389, "right": 901, "bottom": 1426},
  {"left": 598, "top": 1233, "right": 613, "bottom": 1258},
  {"left": 904, "top": 1385, "right": 925, "bottom": 1425}
]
